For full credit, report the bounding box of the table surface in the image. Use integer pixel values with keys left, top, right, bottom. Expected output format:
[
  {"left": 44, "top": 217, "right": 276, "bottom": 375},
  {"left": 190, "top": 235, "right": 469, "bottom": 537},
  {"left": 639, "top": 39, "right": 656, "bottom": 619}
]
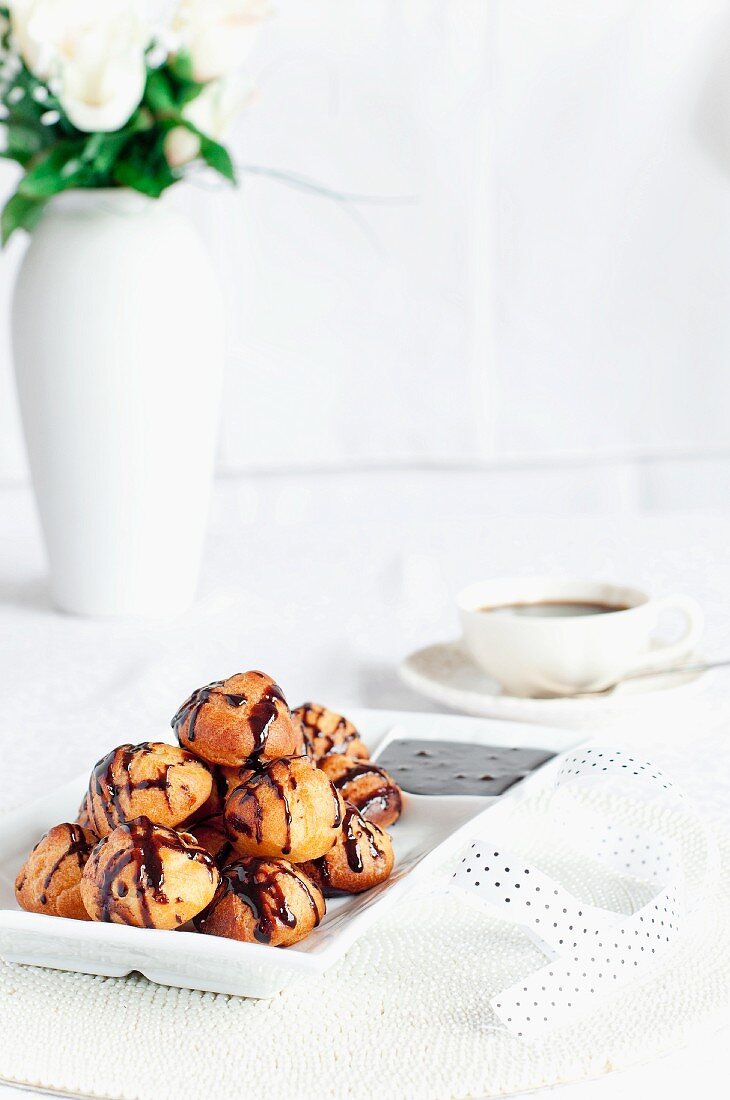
[{"left": 2, "top": 472, "right": 730, "bottom": 1099}]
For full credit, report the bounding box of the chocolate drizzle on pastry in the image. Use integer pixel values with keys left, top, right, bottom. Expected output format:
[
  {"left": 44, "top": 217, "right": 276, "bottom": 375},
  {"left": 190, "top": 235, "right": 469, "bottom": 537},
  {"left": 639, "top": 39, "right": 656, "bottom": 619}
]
[
  {"left": 227, "top": 758, "right": 295, "bottom": 854},
  {"left": 171, "top": 674, "right": 289, "bottom": 758},
  {"left": 293, "top": 703, "right": 366, "bottom": 760},
  {"left": 225, "top": 755, "right": 344, "bottom": 864},
  {"left": 89, "top": 817, "right": 215, "bottom": 928},
  {"left": 171, "top": 681, "right": 224, "bottom": 744},
  {"left": 248, "top": 677, "right": 287, "bottom": 756},
  {"left": 91, "top": 743, "right": 172, "bottom": 830},
  {"left": 328, "top": 761, "right": 401, "bottom": 824},
  {"left": 38, "top": 824, "right": 95, "bottom": 906},
  {"left": 331, "top": 783, "right": 343, "bottom": 830},
  {"left": 341, "top": 805, "right": 383, "bottom": 874},
  {"left": 304, "top": 803, "right": 392, "bottom": 897},
  {"left": 15, "top": 823, "right": 96, "bottom": 908},
  {"left": 196, "top": 858, "right": 322, "bottom": 944}
]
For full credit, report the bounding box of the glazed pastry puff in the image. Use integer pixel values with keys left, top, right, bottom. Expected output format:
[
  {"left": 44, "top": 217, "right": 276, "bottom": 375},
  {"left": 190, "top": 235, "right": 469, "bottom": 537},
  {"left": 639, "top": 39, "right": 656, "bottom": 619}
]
[
  {"left": 15, "top": 823, "right": 98, "bottom": 920},
  {"left": 84, "top": 742, "right": 213, "bottom": 837},
  {"left": 302, "top": 804, "right": 394, "bottom": 896},
  {"left": 172, "top": 671, "right": 304, "bottom": 766},
  {"left": 318, "top": 754, "right": 402, "bottom": 828},
  {"left": 293, "top": 703, "right": 369, "bottom": 762},
  {"left": 225, "top": 756, "right": 344, "bottom": 863},
  {"left": 81, "top": 817, "right": 218, "bottom": 929},
  {"left": 196, "top": 856, "right": 325, "bottom": 946}
]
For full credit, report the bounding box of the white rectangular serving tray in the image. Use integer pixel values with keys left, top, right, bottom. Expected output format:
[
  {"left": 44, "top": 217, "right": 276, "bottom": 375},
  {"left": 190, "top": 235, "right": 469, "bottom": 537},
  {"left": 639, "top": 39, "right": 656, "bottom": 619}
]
[{"left": 0, "top": 709, "right": 582, "bottom": 998}]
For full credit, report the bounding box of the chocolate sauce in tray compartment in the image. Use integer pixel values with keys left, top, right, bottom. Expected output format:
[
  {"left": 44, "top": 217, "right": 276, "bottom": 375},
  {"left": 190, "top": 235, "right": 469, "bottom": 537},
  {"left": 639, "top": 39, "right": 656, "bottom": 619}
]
[{"left": 375, "top": 738, "right": 555, "bottom": 797}]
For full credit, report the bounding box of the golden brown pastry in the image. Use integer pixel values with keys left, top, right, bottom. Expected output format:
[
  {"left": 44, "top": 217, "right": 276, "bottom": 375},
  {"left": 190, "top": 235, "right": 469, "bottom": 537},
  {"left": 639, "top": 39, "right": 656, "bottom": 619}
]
[
  {"left": 84, "top": 742, "right": 213, "bottom": 837},
  {"left": 302, "top": 804, "right": 394, "bottom": 896},
  {"left": 186, "top": 815, "right": 235, "bottom": 868},
  {"left": 15, "top": 823, "right": 98, "bottom": 920},
  {"left": 80, "top": 817, "right": 218, "bottom": 929},
  {"left": 293, "top": 702, "right": 369, "bottom": 762},
  {"left": 172, "top": 671, "right": 303, "bottom": 766},
  {"left": 319, "top": 754, "right": 402, "bottom": 828},
  {"left": 196, "top": 856, "right": 325, "bottom": 946},
  {"left": 225, "top": 756, "right": 344, "bottom": 863}
]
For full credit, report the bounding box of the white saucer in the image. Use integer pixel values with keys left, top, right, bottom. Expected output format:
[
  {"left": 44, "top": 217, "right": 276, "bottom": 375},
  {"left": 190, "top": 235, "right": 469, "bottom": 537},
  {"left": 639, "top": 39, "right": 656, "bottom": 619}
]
[{"left": 399, "top": 640, "right": 711, "bottom": 728}]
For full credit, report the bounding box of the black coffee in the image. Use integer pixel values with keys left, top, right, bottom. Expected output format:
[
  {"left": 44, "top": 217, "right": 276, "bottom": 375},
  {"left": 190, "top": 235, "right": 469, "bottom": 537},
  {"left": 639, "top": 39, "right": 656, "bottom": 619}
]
[{"left": 480, "top": 600, "right": 628, "bottom": 619}]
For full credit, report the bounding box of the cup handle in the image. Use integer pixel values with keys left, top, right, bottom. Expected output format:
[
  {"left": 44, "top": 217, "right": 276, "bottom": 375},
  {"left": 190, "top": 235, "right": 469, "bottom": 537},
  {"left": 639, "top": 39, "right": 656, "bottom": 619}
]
[{"left": 624, "top": 594, "right": 704, "bottom": 677}]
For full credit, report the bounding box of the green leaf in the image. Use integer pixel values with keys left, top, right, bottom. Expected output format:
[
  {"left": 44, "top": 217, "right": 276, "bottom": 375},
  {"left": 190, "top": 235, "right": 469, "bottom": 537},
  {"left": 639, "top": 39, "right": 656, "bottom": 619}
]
[
  {"left": 81, "top": 131, "right": 135, "bottom": 178},
  {"left": 1, "top": 122, "right": 48, "bottom": 165},
  {"left": 18, "top": 141, "right": 87, "bottom": 197},
  {"left": 113, "top": 139, "right": 176, "bottom": 197},
  {"left": 4, "top": 66, "right": 57, "bottom": 126},
  {"left": 1, "top": 190, "right": 46, "bottom": 246},
  {"left": 113, "top": 161, "right": 173, "bottom": 197},
  {"left": 4, "top": 89, "right": 46, "bottom": 130},
  {"left": 165, "top": 52, "right": 207, "bottom": 108},
  {"left": 144, "top": 68, "right": 178, "bottom": 114},
  {"left": 175, "top": 80, "right": 206, "bottom": 108},
  {"left": 199, "top": 135, "right": 236, "bottom": 184},
  {"left": 168, "top": 51, "right": 196, "bottom": 84}
]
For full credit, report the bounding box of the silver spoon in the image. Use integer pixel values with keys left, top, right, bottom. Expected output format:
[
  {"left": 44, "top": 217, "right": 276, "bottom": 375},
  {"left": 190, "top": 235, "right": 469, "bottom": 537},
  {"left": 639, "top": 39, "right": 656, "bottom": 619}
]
[{"left": 571, "top": 658, "right": 730, "bottom": 698}]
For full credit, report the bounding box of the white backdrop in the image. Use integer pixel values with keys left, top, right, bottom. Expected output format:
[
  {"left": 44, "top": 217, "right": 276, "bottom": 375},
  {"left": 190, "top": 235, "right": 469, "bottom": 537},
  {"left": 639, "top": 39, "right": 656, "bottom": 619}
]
[{"left": 1, "top": 0, "right": 730, "bottom": 501}]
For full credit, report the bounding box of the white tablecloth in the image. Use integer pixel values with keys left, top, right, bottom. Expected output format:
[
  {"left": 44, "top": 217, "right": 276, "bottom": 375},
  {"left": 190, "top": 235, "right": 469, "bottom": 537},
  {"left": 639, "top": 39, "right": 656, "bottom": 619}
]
[{"left": 2, "top": 472, "right": 730, "bottom": 1098}]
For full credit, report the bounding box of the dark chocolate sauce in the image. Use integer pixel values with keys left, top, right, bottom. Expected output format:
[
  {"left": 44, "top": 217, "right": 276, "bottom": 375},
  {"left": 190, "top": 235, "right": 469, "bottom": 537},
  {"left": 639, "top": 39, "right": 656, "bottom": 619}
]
[
  {"left": 375, "top": 739, "right": 555, "bottom": 797},
  {"left": 310, "top": 857, "right": 332, "bottom": 895},
  {"left": 90, "top": 747, "right": 119, "bottom": 833},
  {"left": 216, "top": 841, "right": 235, "bottom": 868},
  {"left": 295, "top": 869, "right": 323, "bottom": 928},
  {"left": 248, "top": 681, "right": 287, "bottom": 756},
  {"left": 342, "top": 806, "right": 365, "bottom": 873},
  {"left": 223, "top": 693, "right": 247, "bottom": 708},
  {"left": 339, "top": 805, "right": 383, "bottom": 875},
  {"left": 330, "top": 781, "right": 343, "bottom": 829},
  {"left": 357, "top": 789, "right": 391, "bottom": 819},
  {"left": 211, "top": 765, "right": 229, "bottom": 807}
]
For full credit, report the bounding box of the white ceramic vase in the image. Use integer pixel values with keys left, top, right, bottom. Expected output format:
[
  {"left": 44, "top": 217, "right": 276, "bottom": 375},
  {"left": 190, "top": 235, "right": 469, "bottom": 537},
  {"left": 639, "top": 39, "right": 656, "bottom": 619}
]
[{"left": 12, "top": 188, "right": 224, "bottom": 617}]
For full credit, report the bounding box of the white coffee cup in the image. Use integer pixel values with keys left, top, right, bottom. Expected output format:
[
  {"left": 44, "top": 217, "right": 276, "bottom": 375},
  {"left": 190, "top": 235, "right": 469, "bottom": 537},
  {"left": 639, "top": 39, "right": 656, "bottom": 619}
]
[{"left": 457, "top": 577, "right": 704, "bottom": 698}]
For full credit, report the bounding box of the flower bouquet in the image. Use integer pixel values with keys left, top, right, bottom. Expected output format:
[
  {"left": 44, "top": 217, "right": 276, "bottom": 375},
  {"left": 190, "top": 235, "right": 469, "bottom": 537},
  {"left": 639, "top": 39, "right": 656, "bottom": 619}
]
[
  {"left": 4, "top": 1, "right": 269, "bottom": 617},
  {"left": 0, "top": 0, "right": 266, "bottom": 242}
]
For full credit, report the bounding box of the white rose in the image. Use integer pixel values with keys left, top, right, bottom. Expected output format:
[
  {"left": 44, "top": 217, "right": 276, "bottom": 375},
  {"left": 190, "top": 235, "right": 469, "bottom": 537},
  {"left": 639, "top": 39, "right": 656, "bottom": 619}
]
[
  {"left": 8, "top": 0, "right": 60, "bottom": 79},
  {"left": 173, "top": 0, "right": 268, "bottom": 83},
  {"left": 184, "top": 75, "right": 251, "bottom": 141},
  {"left": 8, "top": 0, "right": 151, "bottom": 132}
]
